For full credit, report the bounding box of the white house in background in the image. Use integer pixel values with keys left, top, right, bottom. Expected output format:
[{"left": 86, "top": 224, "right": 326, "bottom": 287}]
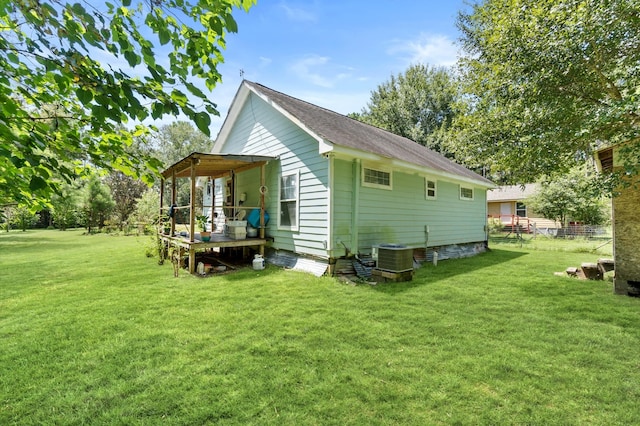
[{"left": 210, "top": 80, "right": 495, "bottom": 270}]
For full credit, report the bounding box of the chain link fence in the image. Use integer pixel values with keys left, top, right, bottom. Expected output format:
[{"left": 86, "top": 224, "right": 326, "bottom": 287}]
[{"left": 488, "top": 217, "right": 612, "bottom": 241}]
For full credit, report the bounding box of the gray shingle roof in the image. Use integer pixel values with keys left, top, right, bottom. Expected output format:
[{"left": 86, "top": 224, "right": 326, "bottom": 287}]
[
  {"left": 487, "top": 184, "right": 538, "bottom": 202},
  {"left": 245, "top": 81, "right": 494, "bottom": 187}
]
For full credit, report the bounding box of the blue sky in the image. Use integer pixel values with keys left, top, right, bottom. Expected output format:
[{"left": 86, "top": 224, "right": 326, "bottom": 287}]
[{"left": 202, "top": 0, "right": 471, "bottom": 138}]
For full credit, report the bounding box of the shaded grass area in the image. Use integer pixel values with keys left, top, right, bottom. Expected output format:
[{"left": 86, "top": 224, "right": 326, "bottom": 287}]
[{"left": 1, "top": 230, "right": 639, "bottom": 424}]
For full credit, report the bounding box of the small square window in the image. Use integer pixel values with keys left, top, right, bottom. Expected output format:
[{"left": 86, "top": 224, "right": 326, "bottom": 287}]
[
  {"left": 460, "top": 186, "right": 474, "bottom": 200},
  {"left": 426, "top": 179, "right": 437, "bottom": 199}
]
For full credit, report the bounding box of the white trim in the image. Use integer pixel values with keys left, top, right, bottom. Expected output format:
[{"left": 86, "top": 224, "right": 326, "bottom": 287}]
[
  {"left": 278, "top": 170, "right": 300, "bottom": 231},
  {"left": 460, "top": 185, "right": 474, "bottom": 201},
  {"left": 212, "top": 84, "right": 250, "bottom": 153},
  {"left": 361, "top": 163, "right": 392, "bottom": 190}
]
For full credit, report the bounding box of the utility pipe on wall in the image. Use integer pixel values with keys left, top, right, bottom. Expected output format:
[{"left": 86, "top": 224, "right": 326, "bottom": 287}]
[{"left": 351, "top": 159, "right": 360, "bottom": 254}]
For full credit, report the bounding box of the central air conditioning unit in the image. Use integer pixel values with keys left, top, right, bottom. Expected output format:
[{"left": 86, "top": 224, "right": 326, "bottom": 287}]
[{"left": 373, "top": 244, "right": 413, "bottom": 273}]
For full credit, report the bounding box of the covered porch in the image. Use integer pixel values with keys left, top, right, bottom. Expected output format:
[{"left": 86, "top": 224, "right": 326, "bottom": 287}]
[{"left": 159, "top": 152, "right": 276, "bottom": 274}]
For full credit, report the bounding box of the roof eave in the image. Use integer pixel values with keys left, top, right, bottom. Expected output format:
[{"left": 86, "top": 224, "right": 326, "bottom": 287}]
[{"left": 326, "top": 145, "right": 496, "bottom": 189}]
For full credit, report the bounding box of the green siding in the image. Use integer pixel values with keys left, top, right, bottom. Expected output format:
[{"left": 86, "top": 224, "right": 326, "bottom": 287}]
[
  {"left": 333, "top": 158, "right": 487, "bottom": 255},
  {"left": 220, "top": 93, "right": 330, "bottom": 258},
  {"left": 220, "top": 94, "right": 488, "bottom": 260}
]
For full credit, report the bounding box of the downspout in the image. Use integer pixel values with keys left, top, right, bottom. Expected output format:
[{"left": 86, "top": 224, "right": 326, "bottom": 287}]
[
  {"left": 327, "top": 153, "right": 334, "bottom": 258},
  {"left": 351, "top": 159, "right": 360, "bottom": 256}
]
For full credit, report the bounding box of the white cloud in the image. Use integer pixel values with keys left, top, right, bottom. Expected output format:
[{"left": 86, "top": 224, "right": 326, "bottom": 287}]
[
  {"left": 259, "top": 56, "right": 272, "bottom": 68},
  {"left": 279, "top": 2, "right": 316, "bottom": 22},
  {"left": 389, "top": 33, "right": 459, "bottom": 67},
  {"left": 290, "top": 55, "right": 334, "bottom": 88}
]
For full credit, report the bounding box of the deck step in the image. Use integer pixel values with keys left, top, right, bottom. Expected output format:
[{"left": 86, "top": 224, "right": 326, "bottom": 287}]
[
  {"left": 597, "top": 258, "right": 615, "bottom": 274},
  {"left": 581, "top": 262, "right": 603, "bottom": 280}
]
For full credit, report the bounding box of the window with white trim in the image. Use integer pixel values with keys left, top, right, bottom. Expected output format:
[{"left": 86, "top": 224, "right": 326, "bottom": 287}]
[
  {"left": 362, "top": 166, "right": 392, "bottom": 190},
  {"left": 460, "top": 186, "right": 474, "bottom": 200},
  {"left": 516, "top": 202, "right": 527, "bottom": 217},
  {"left": 425, "top": 179, "right": 437, "bottom": 199},
  {"left": 279, "top": 171, "right": 299, "bottom": 230}
]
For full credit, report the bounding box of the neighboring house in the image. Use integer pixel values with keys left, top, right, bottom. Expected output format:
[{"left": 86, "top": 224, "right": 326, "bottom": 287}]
[
  {"left": 211, "top": 80, "right": 495, "bottom": 268},
  {"left": 487, "top": 184, "right": 559, "bottom": 231},
  {"left": 596, "top": 146, "right": 640, "bottom": 296}
]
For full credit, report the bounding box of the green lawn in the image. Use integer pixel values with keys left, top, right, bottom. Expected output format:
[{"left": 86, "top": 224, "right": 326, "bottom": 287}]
[{"left": 1, "top": 230, "right": 639, "bottom": 425}]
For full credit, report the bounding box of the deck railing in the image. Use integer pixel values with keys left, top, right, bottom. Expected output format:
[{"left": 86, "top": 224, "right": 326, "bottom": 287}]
[{"left": 488, "top": 214, "right": 531, "bottom": 233}]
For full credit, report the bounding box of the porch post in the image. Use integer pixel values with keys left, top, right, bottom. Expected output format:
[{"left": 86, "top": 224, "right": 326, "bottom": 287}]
[
  {"left": 259, "top": 163, "right": 266, "bottom": 256},
  {"left": 189, "top": 158, "right": 196, "bottom": 243},
  {"left": 159, "top": 178, "right": 165, "bottom": 231},
  {"left": 188, "top": 157, "right": 197, "bottom": 273},
  {"left": 171, "top": 170, "right": 177, "bottom": 234}
]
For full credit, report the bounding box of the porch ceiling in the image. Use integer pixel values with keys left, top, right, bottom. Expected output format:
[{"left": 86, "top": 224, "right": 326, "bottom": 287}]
[{"left": 161, "top": 152, "right": 277, "bottom": 179}]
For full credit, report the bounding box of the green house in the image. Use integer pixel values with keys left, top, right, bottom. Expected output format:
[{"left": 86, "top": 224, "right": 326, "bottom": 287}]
[{"left": 211, "top": 81, "right": 495, "bottom": 269}]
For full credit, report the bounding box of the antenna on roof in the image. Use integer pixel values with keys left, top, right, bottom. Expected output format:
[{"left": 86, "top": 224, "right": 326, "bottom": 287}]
[{"left": 239, "top": 69, "right": 245, "bottom": 78}]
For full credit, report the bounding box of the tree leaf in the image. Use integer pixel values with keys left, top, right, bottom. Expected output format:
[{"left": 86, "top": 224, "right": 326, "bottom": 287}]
[
  {"left": 76, "top": 88, "right": 93, "bottom": 104},
  {"left": 29, "top": 176, "right": 48, "bottom": 191},
  {"left": 225, "top": 14, "right": 238, "bottom": 33},
  {"left": 194, "top": 112, "right": 211, "bottom": 136},
  {"left": 123, "top": 50, "right": 140, "bottom": 67},
  {"left": 7, "top": 52, "right": 19, "bottom": 64},
  {"left": 158, "top": 29, "right": 171, "bottom": 45},
  {"left": 170, "top": 89, "right": 188, "bottom": 106}
]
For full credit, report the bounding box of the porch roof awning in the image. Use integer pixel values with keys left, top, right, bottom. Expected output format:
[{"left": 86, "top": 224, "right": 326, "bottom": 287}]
[{"left": 161, "top": 152, "right": 277, "bottom": 179}]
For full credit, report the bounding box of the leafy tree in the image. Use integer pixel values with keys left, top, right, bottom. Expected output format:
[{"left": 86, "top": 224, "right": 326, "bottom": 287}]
[
  {"left": 106, "top": 171, "right": 147, "bottom": 230},
  {"left": 50, "top": 182, "right": 80, "bottom": 230},
  {"left": 11, "top": 206, "right": 40, "bottom": 232},
  {"left": 153, "top": 121, "right": 211, "bottom": 209},
  {"left": 81, "top": 175, "right": 115, "bottom": 233},
  {"left": 527, "top": 165, "right": 609, "bottom": 227},
  {"left": 353, "top": 64, "right": 457, "bottom": 154},
  {"left": 0, "top": 204, "right": 15, "bottom": 231},
  {"left": 450, "top": 0, "right": 640, "bottom": 184},
  {"left": 0, "top": 0, "right": 254, "bottom": 206},
  {"left": 132, "top": 188, "right": 161, "bottom": 232},
  {"left": 153, "top": 121, "right": 214, "bottom": 169}
]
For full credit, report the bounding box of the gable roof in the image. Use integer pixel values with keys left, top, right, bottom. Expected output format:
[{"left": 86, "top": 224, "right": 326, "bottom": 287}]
[
  {"left": 487, "top": 184, "right": 538, "bottom": 202},
  {"left": 215, "top": 80, "right": 494, "bottom": 188}
]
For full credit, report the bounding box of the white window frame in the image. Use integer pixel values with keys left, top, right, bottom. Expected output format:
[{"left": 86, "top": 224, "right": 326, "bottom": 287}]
[
  {"left": 425, "top": 178, "right": 437, "bottom": 200},
  {"left": 459, "top": 185, "right": 474, "bottom": 201},
  {"left": 516, "top": 202, "right": 527, "bottom": 217},
  {"left": 362, "top": 165, "right": 392, "bottom": 190},
  {"left": 278, "top": 170, "right": 300, "bottom": 231}
]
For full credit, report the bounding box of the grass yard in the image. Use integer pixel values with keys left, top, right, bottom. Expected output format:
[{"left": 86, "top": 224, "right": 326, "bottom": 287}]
[{"left": 1, "top": 230, "right": 639, "bottom": 425}]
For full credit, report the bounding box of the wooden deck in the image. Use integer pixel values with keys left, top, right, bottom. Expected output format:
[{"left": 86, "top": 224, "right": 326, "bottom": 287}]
[{"left": 160, "top": 233, "right": 267, "bottom": 274}]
